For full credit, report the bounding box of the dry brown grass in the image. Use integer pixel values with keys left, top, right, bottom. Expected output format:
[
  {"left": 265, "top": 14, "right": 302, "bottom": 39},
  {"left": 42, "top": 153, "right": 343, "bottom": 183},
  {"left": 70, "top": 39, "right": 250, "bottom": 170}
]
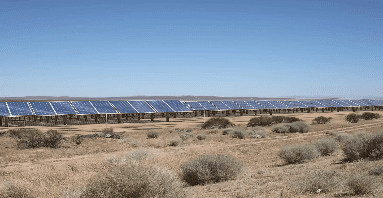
[{"left": 0, "top": 110, "right": 383, "bottom": 197}]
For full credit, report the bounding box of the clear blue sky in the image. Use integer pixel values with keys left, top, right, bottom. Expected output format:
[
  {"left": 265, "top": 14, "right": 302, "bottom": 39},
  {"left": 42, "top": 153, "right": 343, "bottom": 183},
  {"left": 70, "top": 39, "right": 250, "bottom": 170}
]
[{"left": 0, "top": 0, "right": 382, "bottom": 98}]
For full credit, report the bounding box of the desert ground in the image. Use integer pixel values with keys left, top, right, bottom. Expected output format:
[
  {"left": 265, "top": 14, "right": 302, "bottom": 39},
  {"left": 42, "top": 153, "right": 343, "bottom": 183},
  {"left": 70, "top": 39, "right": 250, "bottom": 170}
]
[{"left": 0, "top": 110, "right": 383, "bottom": 197}]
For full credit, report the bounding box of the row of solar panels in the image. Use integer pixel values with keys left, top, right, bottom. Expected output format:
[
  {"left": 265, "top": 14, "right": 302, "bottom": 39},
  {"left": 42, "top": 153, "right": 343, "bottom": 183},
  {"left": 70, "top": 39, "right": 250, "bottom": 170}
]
[{"left": 0, "top": 99, "right": 382, "bottom": 117}]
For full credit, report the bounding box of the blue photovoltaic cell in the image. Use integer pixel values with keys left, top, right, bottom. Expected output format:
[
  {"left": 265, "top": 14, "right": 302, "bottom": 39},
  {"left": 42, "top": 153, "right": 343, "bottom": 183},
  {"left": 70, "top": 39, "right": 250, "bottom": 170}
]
[
  {"left": 324, "top": 100, "right": 344, "bottom": 107},
  {"left": 90, "top": 101, "right": 117, "bottom": 114},
  {"left": 339, "top": 100, "right": 356, "bottom": 107},
  {"left": 163, "top": 100, "right": 192, "bottom": 112},
  {"left": 246, "top": 101, "right": 265, "bottom": 109},
  {"left": 50, "top": 102, "right": 77, "bottom": 115},
  {"left": 268, "top": 101, "right": 288, "bottom": 109},
  {"left": 185, "top": 102, "right": 205, "bottom": 110},
  {"left": 316, "top": 100, "right": 335, "bottom": 107},
  {"left": 221, "top": 101, "right": 241, "bottom": 110},
  {"left": 0, "top": 102, "right": 10, "bottom": 116},
  {"left": 198, "top": 101, "right": 218, "bottom": 110},
  {"left": 288, "top": 101, "right": 305, "bottom": 108},
  {"left": 362, "top": 99, "right": 378, "bottom": 106},
  {"left": 333, "top": 100, "right": 352, "bottom": 107},
  {"left": 234, "top": 101, "right": 252, "bottom": 109},
  {"left": 309, "top": 100, "right": 328, "bottom": 107},
  {"left": 146, "top": 100, "right": 174, "bottom": 112},
  {"left": 71, "top": 101, "right": 98, "bottom": 114},
  {"left": 7, "top": 102, "right": 33, "bottom": 116},
  {"left": 109, "top": 101, "right": 137, "bottom": 113},
  {"left": 128, "top": 101, "right": 155, "bottom": 113},
  {"left": 279, "top": 101, "right": 296, "bottom": 108},
  {"left": 210, "top": 101, "right": 230, "bottom": 110},
  {"left": 257, "top": 101, "right": 276, "bottom": 109},
  {"left": 29, "top": 102, "right": 56, "bottom": 115},
  {"left": 297, "top": 101, "right": 316, "bottom": 108},
  {"left": 352, "top": 100, "right": 369, "bottom": 106}
]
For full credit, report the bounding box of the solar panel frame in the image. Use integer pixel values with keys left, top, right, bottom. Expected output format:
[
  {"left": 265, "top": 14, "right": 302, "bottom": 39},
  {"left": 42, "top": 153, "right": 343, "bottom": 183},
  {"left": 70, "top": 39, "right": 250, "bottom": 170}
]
[
  {"left": 234, "top": 101, "right": 252, "bottom": 109},
  {"left": 50, "top": 101, "right": 77, "bottom": 115},
  {"left": 128, "top": 101, "right": 156, "bottom": 113},
  {"left": 90, "top": 101, "right": 118, "bottom": 114},
  {"left": 198, "top": 101, "right": 219, "bottom": 110},
  {"left": 246, "top": 101, "right": 265, "bottom": 109},
  {"left": 209, "top": 101, "right": 230, "bottom": 110},
  {"left": 29, "top": 102, "right": 56, "bottom": 115},
  {"left": 7, "top": 102, "right": 34, "bottom": 116},
  {"left": 221, "top": 101, "right": 241, "bottom": 110},
  {"left": 268, "top": 101, "right": 288, "bottom": 109},
  {"left": 289, "top": 101, "right": 307, "bottom": 108},
  {"left": 109, "top": 101, "right": 138, "bottom": 113},
  {"left": 256, "top": 101, "right": 277, "bottom": 109},
  {"left": 185, "top": 102, "right": 205, "bottom": 110},
  {"left": 0, "top": 102, "right": 10, "bottom": 116},
  {"left": 71, "top": 101, "right": 99, "bottom": 115},
  {"left": 146, "top": 100, "right": 175, "bottom": 112},
  {"left": 163, "top": 100, "right": 192, "bottom": 112}
]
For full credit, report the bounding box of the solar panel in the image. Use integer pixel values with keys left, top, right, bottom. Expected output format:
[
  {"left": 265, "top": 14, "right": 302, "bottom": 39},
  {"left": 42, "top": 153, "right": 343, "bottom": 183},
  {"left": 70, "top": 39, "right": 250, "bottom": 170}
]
[
  {"left": 315, "top": 100, "right": 335, "bottom": 107},
  {"left": 246, "top": 101, "right": 265, "bottom": 109},
  {"left": 29, "top": 102, "right": 56, "bottom": 115},
  {"left": 234, "top": 101, "right": 252, "bottom": 109},
  {"left": 128, "top": 101, "right": 155, "bottom": 113},
  {"left": 268, "top": 101, "right": 288, "bottom": 109},
  {"left": 289, "top": 101, "right": 306, "bottom": 108},
  {"left": 279, "top": 101, "right": 296, "bottom": 108},
  {"left": 185, "top": 102, "right": 205, "bottom": 110},
  {"left": 90, "top": 101, "right": 117, "bottom": 114},
  {"left": 50, "top": 102, "right": 77, "bottom": 115},
  {"left": 7, "top": 102, "right": 34, "bottom": 116},
  {"left": 109, "top": 101, "right": 137, "bottom": 113},
  {"left": 0, "top": 102, "right": 10, "bottom": 116},
  {"left": 257, "top": 101, "right": 277, "bottom": 109},
  {"left": 297, "top": 101, "right": 316, "bottom": 108},
  {"left": 221, "top": 101, "right": 241, "bottom": 110},
  {"left": 71, "top": 101, "right": 99, "bottom": 114},
  {"left": 146, "top": 100, "right": 174, "bottom": 112},
  {"left": 350, "top": 100, "right": 369, "bottom": 106},
  {"left": 363, "top": 99, "right": 379, "bottom": 106},
  {"left": 333, "top": 100, "right": 352, "bottom": 107},
  {"left": 324, "top": 100, "right": 344, "bottom": 107},
  {"left": 308, "top": 100, "right": 328, "bottom": 107},
  {"left": 210, "top": 101, "right": 230, "bottom": 110},
  {"left": 163, "top": 100, "right": 192, "bottom": 112},
  {"left": 198, "top": 101, "right": 219, "bottom": 110}
]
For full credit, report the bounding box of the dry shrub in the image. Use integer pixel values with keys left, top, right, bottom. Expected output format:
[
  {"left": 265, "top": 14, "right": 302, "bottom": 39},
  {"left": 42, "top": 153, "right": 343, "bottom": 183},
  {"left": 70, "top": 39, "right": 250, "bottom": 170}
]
[
  {"left": 342, "top": 131, "right": 383, "bottom": 161},
  {"left": 312, "top": 116, "right": 332, "bottom": 124},
  {"left": 101, "top": 128, "right": 123, "bottom": 139},
  {"left": 182, "top": 154, "right": 244, "bottom": 186},
  {"left": 289, "top": 121, "right": 311, "bottom": 133},
  {"left": 179, "top": 132, "right": 193, "bottom": 141},
  {"left": 283, "top": 116, "right": 302, "bottom": 123},
  {"left": 201, "top": 117, "right": 234, "bottom": 129},
  {"left": 196, "top": 134, "right": 207, "bottom": 140},
  {"left": 247, "top": 116, "right": 273, "bottom": 127},
  {"left": 16, "top": 129, "right": 63, "bottom": 149},
  {"left": 345, "top": 113, "right": 359, "bottom": 123},
  {"left": 296, "top": 170, "right": 340, "bottom": 194},
  {"left": 222, "top": 129, "right": 231, "bottom": 135},
  {"left": 80, "top": 163, "right": 185, "bottom": 198},
  {"left": 335, "top": 133, "right": 352, "bottom": 143},
  {"left": 312, "top": 137, "right": 338, "bottom": 156},
  {"left": 0, "top": 182, "right": 34, "bottom": 198},
  {"left": 369, "top": 166, "right": 383, "bottom": 176},
  {"left": 271, "top": 116, "right": 285, "bottom": 124},
  {"left": 119, "top": 138, "right": 140, "bottom": 148},
  {"left": 279, "top": 144, "right": 320, "bottom": 164},
  {"left": 147, "top": 131, "right": 159, "bottom": 139},
  {"left": 346, "top": 174, "right": 377, "bottom": 195},
  {"left": 232, "top": 130, "right": 246, "bottom": 139},
  {"left": 248, "top": 126, "right": 267, "bottom": 138},
  {"left": 360, "top": 112, "right": 380, "bottom": 120},
  {"left": 169, "top": 139, "right": 182, "bottom": 147},
  {"left": 271, "top": 125, "right": 290, "bottom": 133}
]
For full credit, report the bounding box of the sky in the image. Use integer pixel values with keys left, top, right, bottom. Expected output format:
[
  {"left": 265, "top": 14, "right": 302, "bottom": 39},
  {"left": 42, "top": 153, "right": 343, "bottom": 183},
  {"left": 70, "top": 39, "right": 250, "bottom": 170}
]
[{"left": 0, "top": 0, "right": 382, "bottom": 99}]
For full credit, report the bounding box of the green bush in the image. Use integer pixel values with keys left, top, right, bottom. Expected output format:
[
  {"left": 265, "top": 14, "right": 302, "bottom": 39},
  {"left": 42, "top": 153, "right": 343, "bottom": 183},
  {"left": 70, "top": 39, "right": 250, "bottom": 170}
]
[
  {"left": 361, "top": 112, "right": 380, "bottom": 120},
  {"left": 179, "top": 132, "right": 193, "bottom": 141},
  {"left": 201, "top": 117, "right": 234, "bottom": 129},
  {"left": 278, "top": 144, "right": 320, "bottom": 164},
  {"left": 147, "top": 131, "right": 159, "bottom": 139},
  {"left": 312, "top": 138, "right": 338, "bottom": 156},
  {"left": 345, "top": 113, "right": 359, "bottom": 123},
  {"left": 271, "top": 125, "right": 290, "bottom": 133},
  {"left": 346, "top": 174, "right": 376, "bottom": 195},
  {"left": 196, "top": 134, "right": 207, "bottom": 140},
  {"left": 0, "top": 182, "right": 34, "bottom": 198},
  {"left": 312, "top": 116, "right": 332, "bottom": 124},
  {"left": 342, "top": 131, "right": 383, "bottom": 161},
  {"left": 80, "top": 163, "right": 184, "bottom": 198},
  {"left": 283, "top": 116, "right": 302, "bottom": 123},
  {"left": 182, "top": 154, "right": 244, "bottom": 186},
  {"left": 289, "top": 121, "right": 310, "bottom": 133},
  {"left": 247, "top": 116, "right": 273, "bottom": 127},
  {"left": 297, "top": 170, "right": 339, "bottom": 194}
]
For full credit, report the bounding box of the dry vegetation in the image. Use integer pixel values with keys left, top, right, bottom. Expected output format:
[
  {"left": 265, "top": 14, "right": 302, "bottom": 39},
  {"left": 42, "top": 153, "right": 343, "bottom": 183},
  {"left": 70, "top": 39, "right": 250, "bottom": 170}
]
[{"left": 0, "top": 111, "right": 383, "bottom": 197}]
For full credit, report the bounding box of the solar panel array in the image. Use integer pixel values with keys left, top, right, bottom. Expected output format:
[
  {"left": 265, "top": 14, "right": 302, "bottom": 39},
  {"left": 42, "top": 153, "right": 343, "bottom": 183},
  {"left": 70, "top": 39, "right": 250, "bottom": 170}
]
[
  {"left": 210, "top": 101, "right": 230, "bottom": 110},
  {"left": 163, "top": 100, "right": 192, "bottom": 112},
  {"left": 90, "top": 101, "right": 117, "bottom": 114},
  {"left": 50, "top": 102, "right": 77, "bottom": 115},
  {"left": 7, "top": 102, "right": 33, "bottom": 116},
  {"left": 146, "top": 100, "right": 174, "bottom": 112},
  {"left": 0, "top": 102, "right": 10, "bottom": 116},
  {"left": 185, "top": 102, "right": 205, "bottom": 110},
  {"left": 109, "top": 101, "right": 137, "bottom": 113},
  {"left": 0, "top": 99, "right": 382, "bottom": 117},
  {"left": 30, "top": 102, "right": 56, "bottom": 115},
  {"left": 128, "top": 101, "right": 155, "bottom": 113},
  {"left": 71, "top": 101, "right": 99, "bottom": 115}
]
